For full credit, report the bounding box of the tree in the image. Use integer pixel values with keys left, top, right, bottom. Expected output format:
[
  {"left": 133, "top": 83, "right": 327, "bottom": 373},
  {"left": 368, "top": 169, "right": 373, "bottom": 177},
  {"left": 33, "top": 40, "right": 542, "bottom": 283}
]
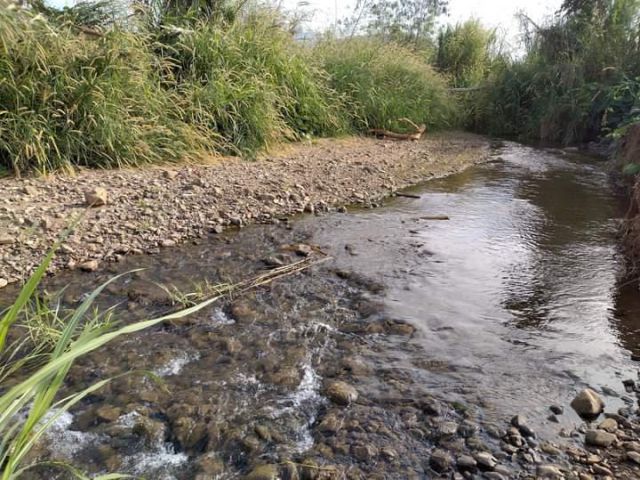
[
  {"left": 436, "top": 19, "right": 496, "bottom": 88},
  {"left": 348, "top": 0, "right": 448, "bottom": 47}
]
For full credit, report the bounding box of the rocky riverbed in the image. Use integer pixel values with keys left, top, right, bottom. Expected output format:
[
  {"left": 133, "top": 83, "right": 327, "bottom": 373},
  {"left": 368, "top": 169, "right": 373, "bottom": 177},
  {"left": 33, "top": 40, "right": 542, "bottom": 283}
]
[
  {"left": 0, "top": 132, "right": 489, "bottom": 287},
  {"left": 4, "top": 138, "right": 640, "bottom": 480},
  {"left": 10, "top": 217, "right": 640, "bottom": 480}
]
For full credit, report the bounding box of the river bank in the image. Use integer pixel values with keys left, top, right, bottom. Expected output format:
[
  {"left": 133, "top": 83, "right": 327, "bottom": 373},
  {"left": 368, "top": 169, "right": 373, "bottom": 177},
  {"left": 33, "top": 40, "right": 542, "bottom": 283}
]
[{"left": 0, "top": 132, "right": 489, "bottom": 288}]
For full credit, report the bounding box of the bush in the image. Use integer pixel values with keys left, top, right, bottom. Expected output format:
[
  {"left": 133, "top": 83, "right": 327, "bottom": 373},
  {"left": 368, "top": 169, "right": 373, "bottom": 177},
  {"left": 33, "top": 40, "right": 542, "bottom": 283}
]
[{"left": 317, "top": 37, "right": 457, "bottom": 133}]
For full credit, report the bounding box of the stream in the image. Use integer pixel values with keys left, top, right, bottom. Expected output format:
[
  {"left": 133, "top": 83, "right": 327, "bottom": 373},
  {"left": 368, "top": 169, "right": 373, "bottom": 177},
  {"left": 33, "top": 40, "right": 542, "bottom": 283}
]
[{"left": 7, "top": 141, "right": 640, "bottom": 479}]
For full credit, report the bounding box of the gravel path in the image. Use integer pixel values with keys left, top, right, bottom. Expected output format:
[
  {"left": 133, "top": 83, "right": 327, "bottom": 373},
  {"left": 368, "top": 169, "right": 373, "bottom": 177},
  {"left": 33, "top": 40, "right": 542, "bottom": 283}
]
[{"left": 0, "top": 132, "right": 490, "bottom": 287}]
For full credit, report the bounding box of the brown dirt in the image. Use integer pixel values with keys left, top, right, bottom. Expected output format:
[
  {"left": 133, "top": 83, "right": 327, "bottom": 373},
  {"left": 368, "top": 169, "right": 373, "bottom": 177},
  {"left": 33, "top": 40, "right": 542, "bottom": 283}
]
[
  {"left": 0, "top": 131, "right": 490, "bottom": 287},
  {"left": 619, "top": 124, "right": 640, "bottom": 273}
]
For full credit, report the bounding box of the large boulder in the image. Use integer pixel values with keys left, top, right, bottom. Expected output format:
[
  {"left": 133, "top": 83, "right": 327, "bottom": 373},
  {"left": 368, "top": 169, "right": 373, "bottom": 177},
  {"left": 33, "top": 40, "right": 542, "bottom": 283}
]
[{"left": 570, "top": 389, "right": 604, "bottom": 418}]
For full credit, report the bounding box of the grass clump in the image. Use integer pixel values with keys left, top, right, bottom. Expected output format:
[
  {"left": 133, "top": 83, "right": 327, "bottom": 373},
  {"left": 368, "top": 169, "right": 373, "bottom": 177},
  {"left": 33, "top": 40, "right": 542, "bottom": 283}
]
[
  {"left": 317, "top": 37, "right": 457, "bottom": 133},
  {"left": 0, "top": 5, "right": 211, "bottom": 175},
  {"left": 167, "top": 10, "right": 347, "bottom": 156}
]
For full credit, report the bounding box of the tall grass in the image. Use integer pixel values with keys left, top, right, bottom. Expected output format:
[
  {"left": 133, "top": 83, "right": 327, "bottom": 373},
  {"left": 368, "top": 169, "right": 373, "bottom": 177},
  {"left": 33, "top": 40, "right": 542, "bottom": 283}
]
[
  {"left": 167, "top": 10, "right": 347, "bottom": 155},
  {"left": 0, "top": 5, "right": 212, "bottom": 174},
  {"left": 317, "top": 37, "right": 457, "bottom": 133},
  {"left": 0, "top": 3, "right": 461, "bottom": 175}
]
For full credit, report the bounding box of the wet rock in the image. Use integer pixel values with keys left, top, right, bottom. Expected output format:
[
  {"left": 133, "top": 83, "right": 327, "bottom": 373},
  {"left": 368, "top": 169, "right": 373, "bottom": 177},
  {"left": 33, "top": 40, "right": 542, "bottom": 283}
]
[
  {"left": 592, "top": 464, "right": 613, "bottom": 476},
  {"left": 385, "top": 320, "right": 416, "bottom": 336},
  {"left": 550, "top": 405, "right": 564, "bottom": 415},
  {"left": 79, "top": 260, "right": 99, "bottom": 272},
  {"left": 324, "top": 381, "right": 358, "bottom": 406},
  {"left": 540, "top": 442, "right": 562, "bottom": 456},
  {"left": 132, "top": 415, "right": 166, "bottom": 445},
  {"left": 318, "top": 413, "right": 342, "bottom": 434},
  {"left": 429, "top": 449, "right": 453, "bottom": 473},
  {"left": 536, "top": 465, "right": 564, "bottom": 479},
  {"left": 483, "top": 473, "right": 506, "bottom": 480},
  {"left": 484, "top": 424, "right": 505, "bottom": 439},
  {"left": 571, "top": 389, "right": 604, "bottom": 418},
  {"left": 438, "top": 421, "right": 459, "bottom": 436},
  {"left": 585, "top": 429, "right": 616, "bottom": 448},
  {"left": 511, "top": 414, "right": 535, "bottom": 438},
  {"left": 254, "top": 424, "right": 271, "bottom": 441},
  {"left": 173, "top": 416, "right": 208, "bottom": 450},
  {"left": 95, "top": 405, "right": 121, "bottom": 422},
  {"left": 197, "top": 453, "right": 225, "bottom": 476},
  {"left": 279, "top": 463, "right": 299, "bottom": 480},
  {"left": 380, "top": 446, "right": 398, "bottom": 461},
  {"left": 300, "top": 459, "right": 324, "bottom": 480},
  {"left": 341, "top": 356, "right": 371, "bottom": 376},
  {"left": 627, "top": 451, "right": 640, "bottom": 465},
  {"left": 269, "top": 366, "right": 301, "bottom": 387},
  {"left": 353, "top": 444, "right": 378, "bottom": 462},
  {"left": 85, "top": 187, "right": 108, "bottom": 207},
  {"left": 245, "top": 464, "right": 280, "bottom": 480},
  {"left": 458, "top": 420, "right": 478, "bottom": 438},
  {"left": 473, "top": 451, "right": 498, "bottom": 470},
  {"left": 598, "top": 418, "right": 618, "bottom": 433},
  {"left": 456, "top": 455, "right": 477, "bottom": 472},
  {"left": 624, "top": 441, "right": 640, "bottom": 452}
]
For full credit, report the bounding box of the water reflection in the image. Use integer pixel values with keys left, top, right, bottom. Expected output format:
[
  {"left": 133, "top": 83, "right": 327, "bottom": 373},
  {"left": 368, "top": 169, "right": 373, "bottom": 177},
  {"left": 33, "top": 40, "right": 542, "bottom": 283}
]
[{"left": 312, "top": 142, "right": 636, "bottom": 431}]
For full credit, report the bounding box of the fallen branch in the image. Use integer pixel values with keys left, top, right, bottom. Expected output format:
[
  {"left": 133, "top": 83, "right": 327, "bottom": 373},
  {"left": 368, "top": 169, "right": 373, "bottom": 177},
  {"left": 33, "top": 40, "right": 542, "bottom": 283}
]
[
  {"left": 369, "top": 118, "right": 426, "bottom": 141},
  {"left": 395, "top": 193, "right": 421, "bottom": 199}
]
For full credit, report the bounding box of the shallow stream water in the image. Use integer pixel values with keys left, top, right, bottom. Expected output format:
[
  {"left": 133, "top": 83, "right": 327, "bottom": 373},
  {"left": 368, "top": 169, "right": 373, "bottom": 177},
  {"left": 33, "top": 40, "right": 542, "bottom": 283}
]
[{"left": 5, "top": 142, "right": 639, "bottom": 479}]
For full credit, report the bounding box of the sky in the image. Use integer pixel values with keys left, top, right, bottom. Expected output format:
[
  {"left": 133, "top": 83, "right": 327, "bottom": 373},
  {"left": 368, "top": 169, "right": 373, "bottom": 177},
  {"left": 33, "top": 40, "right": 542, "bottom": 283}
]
[
  {"left": 47, "top": 0, "right": 564, "bottom": 48},
  {"left": 282, "top": 0, "right": 563, "bottom": 47}
]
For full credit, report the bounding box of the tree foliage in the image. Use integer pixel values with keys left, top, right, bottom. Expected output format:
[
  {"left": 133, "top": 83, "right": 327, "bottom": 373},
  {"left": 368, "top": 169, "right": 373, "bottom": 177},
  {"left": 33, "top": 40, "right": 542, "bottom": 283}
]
[
  {"left": 349, "top": 0, "right": 448, "bottom": 47},
  {"left": 436, "top": 20, "right": 496, "bottom": 88}
]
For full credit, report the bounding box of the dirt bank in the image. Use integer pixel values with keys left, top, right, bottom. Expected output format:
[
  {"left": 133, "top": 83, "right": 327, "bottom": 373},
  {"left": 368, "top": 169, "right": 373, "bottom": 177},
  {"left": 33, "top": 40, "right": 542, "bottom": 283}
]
[
  {"left": 620, "top": 124, "right": 640, "bottom": 275},
  {"left": 0, "top": 132, "right": 490, "bottom": 287}
]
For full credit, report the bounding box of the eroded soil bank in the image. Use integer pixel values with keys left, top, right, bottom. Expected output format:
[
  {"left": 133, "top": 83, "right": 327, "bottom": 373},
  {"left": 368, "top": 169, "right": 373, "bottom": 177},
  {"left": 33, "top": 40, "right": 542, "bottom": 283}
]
[{"left": 0, "top": 132, "right": 489, "bottom": 287}]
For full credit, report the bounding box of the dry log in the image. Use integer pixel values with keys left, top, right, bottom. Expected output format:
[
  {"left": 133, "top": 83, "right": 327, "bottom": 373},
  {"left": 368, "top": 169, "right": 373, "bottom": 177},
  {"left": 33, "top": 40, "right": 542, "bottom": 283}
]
[{"left": 369, "top": 118, "right": 427, "bottom": 141}]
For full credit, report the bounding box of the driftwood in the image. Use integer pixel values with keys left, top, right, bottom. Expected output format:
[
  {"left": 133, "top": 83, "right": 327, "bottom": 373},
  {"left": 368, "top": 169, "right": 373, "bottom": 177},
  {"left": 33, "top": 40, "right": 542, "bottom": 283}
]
[
  {"left": 395, "top": 193, "right": 421, "bottom": 199},
  {"left": 369, "top": 118, "right": 427, "bottom": 141}
]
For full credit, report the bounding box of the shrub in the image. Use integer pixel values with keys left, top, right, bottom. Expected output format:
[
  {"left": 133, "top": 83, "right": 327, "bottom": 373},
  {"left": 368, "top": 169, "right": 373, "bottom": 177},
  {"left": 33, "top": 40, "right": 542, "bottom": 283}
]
[{"left": 317, "top": 37, "right": 457, "bottom": 133}]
